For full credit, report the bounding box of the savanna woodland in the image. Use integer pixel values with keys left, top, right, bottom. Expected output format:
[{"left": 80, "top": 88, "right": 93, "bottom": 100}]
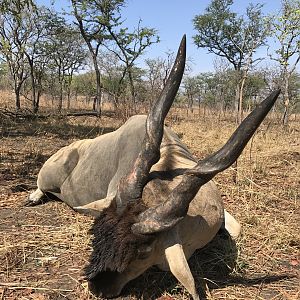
[{"left": 0, "top": 0, "right": 299, "bottom": 299}]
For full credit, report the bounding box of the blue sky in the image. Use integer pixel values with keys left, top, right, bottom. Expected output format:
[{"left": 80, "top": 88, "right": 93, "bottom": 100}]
[{"left": 38, "top": 0, "right": 283, "bottom": 74}]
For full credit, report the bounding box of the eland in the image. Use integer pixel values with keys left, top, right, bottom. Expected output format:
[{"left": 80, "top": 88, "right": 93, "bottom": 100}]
[{"left": 27, "top": 35, "right": 280, "bottom": 299}]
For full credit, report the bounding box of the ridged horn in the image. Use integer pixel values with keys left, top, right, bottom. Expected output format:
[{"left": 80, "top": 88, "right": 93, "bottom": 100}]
[
  {"left": 132, "top": 89, "right": 281, "bottom": 234},
  {"left": 115, "top": 35, "right": 186, "bottom": 210}
]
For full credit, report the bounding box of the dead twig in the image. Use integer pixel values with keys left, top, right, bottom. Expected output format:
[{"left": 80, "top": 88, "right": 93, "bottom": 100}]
[{"left": 0, "top": 283, "right": 73, "bottom": 293}]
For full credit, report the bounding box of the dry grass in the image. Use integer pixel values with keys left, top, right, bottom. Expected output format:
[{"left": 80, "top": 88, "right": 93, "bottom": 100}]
[
  {"left": 0, "top": 90, "right": 99, "bottom": 112},
  {"left": 0, "top": 92, "right": 299, "bottom": 299}
]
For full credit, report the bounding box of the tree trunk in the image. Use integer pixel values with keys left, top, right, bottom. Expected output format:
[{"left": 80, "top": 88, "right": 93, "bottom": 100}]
[
  {"left": 67, "top": 80, "right": 72, "bottom": 110},
  {"left": 93, "top": 54, "right": 102, "bottom": 117},
  {"left": 93, "top": 96, "right": 97, "bottom": 111},
  {"left": 33, "top": 102, "right": 39, "bottom": 114},
  {"left": 35, "top": 90, "right": 41, "bottom": 113},
  {"left": 234, "top": 83, "right": 240, "bottom": 124},
  {"left": 233, "top": 71, "right": 241, "bottom": 183},
  {"left": 234, "top": 68, "right": 246, "bottom": 124},
  {"left": 238, "top": 73, "right": 247, "bottom": 124},
  {"left": 72, "top": 2, "right": 102, "bottom": 116},
  {"left": 28, "top": 59, "right": 37, "bottom": 113},
  {"left": 31, "top": 74, "right": 36, "bottom": 110},
  {"left": 15, "top": 87, "right": 21, "bottom": 111},
  {"left": 128, "top": 67, "right": 136, "bottom": 114},
  {"left": 58, "top": 80, "right": 63, "bottom": 112},
  {"left": 282, "top": 76, "right": 290, "bottom": 126},
  {"left": 13, "top": 76, "right": 25, "bottom": 111},
  {"left": 67, "top": 92, "right": 71, "bottom": 110},
  {"left": 66, "top": 72, "right": 73, "bottom": 110}
]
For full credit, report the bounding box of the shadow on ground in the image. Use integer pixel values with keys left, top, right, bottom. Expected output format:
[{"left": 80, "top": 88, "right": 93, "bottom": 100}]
[
  {"left": 1, "top": 116, "right": 117, "bottom": 140},
  {"left": 120, "top": 230, "right": 297, "bottom": 299}
]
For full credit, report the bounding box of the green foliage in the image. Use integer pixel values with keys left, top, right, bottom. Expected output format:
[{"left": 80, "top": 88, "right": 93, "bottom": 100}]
[
  {"left": 70, "top": 0, "right": 158, "bottom": 114},
  {"left": 193, "top": 0, "right": 270, "bottom": 70},
  {"left": 0, "top": 0, "right": 38, "bottom": 108},
  {"left": 110, "top": 22, "right": 159, "bottom": 62},
  {"left": 72, "top": 72, "right": 96, "bottom": 96},
  {"left": 270, "top": 0, "right": 300, "bottom": 68},
  {"left": 288, "top": 72, "right": 300, "bottom": 112},
  {"left": 71, "top": 0, "right": 125, "bottom": 43},
  {"left": 0, "top": 0, "right": 36, "bottom": 15},
  {"left": 269, "top": 0, "right": 300, "bottom": 124},
  {"left": 44, "top": 16, "right": 85, "bottom": 73},
  {"left": 0, "top": 0, "right": 298, "bottom": 117},
  {"left": 97, "top": 2, "right": 159, "bottom": 100},
  {"left": 182, "top": 69, "right": 268, "bottom": 110},
  {"left": 0, "top": 62, "right": 9, "bottom": 89}
]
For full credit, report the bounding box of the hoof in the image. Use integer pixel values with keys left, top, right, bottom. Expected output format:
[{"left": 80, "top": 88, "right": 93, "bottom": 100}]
[
  {"left": 24, "top": 196, "right": 43, "bottom": 207},
  {"left": 24, "top": 189, "right": 45, "bottom": 207}
]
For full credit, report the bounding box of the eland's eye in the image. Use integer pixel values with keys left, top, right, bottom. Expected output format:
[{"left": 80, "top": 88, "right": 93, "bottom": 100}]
[{"left": 137, "top": 245, "right": 153, "bottom": 259}]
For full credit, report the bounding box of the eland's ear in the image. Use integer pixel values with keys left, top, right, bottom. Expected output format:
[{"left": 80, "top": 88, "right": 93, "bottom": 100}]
[{"left": 74, "top": 196, "right": 114, "bottom": 217}]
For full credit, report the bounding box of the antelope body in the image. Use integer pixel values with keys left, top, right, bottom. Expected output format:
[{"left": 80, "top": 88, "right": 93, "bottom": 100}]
[{"left": 28, "top": 36, "right": 280, "bottom": 300}]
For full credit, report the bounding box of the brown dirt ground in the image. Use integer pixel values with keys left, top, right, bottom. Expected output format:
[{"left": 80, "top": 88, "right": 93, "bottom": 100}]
[{"left": 0, "top": 107, "right": 299, "bottom": 300}]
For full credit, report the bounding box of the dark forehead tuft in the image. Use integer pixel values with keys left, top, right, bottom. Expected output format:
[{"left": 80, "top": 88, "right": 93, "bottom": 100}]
[{"left": 84, "top": 202, "right": 155, "bottom": 280}]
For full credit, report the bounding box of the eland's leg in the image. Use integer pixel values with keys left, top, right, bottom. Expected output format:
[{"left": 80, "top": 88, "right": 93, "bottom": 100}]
[
  {"left": 74, "top": 196, "right": 114, "bottom": 217},
  {"left": 25, "top": 188, "right": 46, "bottom": 206}
]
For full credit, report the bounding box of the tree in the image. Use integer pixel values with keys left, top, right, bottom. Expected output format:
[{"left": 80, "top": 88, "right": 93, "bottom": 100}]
[
  {"left": 98, "top": 50, "right": 126, "bottom": 108},
  {"left": 71, "top": 0, "right": 158, "bottom": 115},
  {"left": 44, "top": 15, "right": 86, "bottom": 112},
  {"left": 71, "top": 71, "right": 96, "bottom": 104},
  {"left": 0, "top": 0, "right": 35, "bottom": 110},
  {"left": 144, "top": 51, "right": 175, "bottom": 106},
  {"left": 23, "top": 6, "right": 54, "bottom": 113},
  {"left": 71, "top": 0, "right": 125, "bottom": 115},
  {"left": 193, "top": 0, "right": 270, "bottom": 123},
  {"left": 104, "top": 19, "right": 159, "bottom": 111},
  {"left": 196, "top": 72, "right": 220, "bottom": 108},
  {"left": 288, "top": 72, "right": 300, "bottom": 114},
  {"left": 269, "top": 0, "right": 300, "bottom": 125},
  {"left": 183, "top": 76, "right": 201, "bottom": 114}
]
